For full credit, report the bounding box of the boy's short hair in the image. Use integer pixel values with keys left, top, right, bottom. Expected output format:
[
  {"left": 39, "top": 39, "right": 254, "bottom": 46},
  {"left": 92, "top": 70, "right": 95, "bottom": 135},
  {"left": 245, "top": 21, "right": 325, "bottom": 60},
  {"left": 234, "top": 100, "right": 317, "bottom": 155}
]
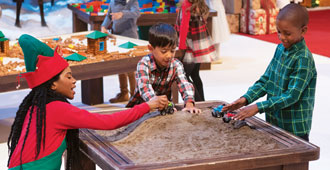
[
  {"left": 278, "top": 3, "right": 309, "bottom": 27},
  {"left": 148, "top": 23, "right": 177, "bottom": 48}
]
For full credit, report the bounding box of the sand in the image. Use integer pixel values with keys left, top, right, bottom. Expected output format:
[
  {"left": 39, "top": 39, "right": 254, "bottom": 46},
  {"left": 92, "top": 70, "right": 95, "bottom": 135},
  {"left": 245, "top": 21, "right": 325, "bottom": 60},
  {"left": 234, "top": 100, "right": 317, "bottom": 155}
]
[{"left": 95, "top": 108, "right": 285, "bottom": 165}]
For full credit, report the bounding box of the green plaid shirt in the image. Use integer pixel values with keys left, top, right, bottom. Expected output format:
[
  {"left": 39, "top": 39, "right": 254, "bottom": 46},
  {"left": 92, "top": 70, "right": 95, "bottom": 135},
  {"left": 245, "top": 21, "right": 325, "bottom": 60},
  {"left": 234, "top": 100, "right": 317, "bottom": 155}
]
[{"left": 243, "top": 39, "right": 317, "bottom": 136}]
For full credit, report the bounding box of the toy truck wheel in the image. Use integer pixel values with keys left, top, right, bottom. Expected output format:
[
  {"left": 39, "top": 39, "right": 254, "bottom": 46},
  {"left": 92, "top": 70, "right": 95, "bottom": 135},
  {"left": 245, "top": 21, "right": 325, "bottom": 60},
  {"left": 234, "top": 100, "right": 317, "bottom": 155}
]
[
  {"left": 160, "top": 110, "right": 166, "bottom": 116},
  {"left": 212, "top": 110, "right": 220, "bottom": 118},
  {"left": 211, "top": 110, "right": 216, "bottom": 117},
  {"left": 223, "top": 116, "right": 231, "bottom": 123}
]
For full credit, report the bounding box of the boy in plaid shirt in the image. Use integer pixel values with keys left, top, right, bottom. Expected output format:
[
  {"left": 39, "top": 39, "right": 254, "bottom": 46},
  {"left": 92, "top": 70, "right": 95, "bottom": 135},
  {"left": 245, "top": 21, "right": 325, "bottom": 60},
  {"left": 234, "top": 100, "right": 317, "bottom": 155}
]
[
  {"left": 126, "top": 23, "right": 201, "bottom": 113},
  {"left": 222, "top": 4, "right": 317, "bottom": 141}
]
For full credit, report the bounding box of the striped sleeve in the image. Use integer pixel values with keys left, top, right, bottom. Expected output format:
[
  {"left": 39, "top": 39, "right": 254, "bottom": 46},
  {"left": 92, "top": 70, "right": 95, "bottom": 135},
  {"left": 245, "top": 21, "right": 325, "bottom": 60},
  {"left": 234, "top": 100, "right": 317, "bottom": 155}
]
[
  {"left": 174, "top": 60, "right": 195, "bottom": 104},
  {"left": 136, "top": 59, "right": 156, "bottom": 102}
]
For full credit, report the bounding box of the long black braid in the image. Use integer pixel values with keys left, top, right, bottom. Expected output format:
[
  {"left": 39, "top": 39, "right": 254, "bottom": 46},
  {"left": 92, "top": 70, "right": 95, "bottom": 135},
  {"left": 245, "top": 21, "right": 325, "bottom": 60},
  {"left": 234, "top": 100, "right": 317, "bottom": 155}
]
[{"left": 7, "top": 72, "right": 79, "bottom": 170}]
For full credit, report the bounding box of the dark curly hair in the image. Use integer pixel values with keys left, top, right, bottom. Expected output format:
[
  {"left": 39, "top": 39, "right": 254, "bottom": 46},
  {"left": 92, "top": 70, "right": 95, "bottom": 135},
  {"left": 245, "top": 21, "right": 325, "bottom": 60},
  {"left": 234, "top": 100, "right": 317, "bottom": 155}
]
[{"left": 7, "top": 71, "right": 79, "bottom": 170}]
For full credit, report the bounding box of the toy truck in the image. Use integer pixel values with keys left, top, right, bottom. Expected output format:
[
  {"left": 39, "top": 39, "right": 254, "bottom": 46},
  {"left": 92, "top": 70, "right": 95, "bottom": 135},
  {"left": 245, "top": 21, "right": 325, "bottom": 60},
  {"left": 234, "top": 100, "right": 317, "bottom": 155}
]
[
  {"left": 211, "top": 104, "right": 237, "bottom": 123},
  {"left": 160, "top": 102, "right": 175, "bottom": 115},
  {"left": 211, "top": 104, "right": 253, "bottom": 129}
]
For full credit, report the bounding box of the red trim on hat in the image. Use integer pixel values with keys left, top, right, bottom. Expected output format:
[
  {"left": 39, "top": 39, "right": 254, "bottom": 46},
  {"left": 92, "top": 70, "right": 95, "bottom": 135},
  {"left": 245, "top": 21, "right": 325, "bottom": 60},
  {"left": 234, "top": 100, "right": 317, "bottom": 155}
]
[{"left": 21, "top": 46, "right": 69, "bottom": 89}]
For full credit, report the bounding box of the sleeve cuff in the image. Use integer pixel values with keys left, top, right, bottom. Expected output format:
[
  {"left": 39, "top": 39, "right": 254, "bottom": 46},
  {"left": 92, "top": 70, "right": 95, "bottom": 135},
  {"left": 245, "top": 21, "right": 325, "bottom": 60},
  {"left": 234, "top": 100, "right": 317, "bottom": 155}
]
[
  {"left": 242, "top": 94, "right": 253, "bottom": 105},
  {"left": 256, "top": 101, "right": 269, "bottom": 113},
  {"left": 137, "top": 102, "right": 151, "bottom": 113},
  {"left": 184, "top": 98, "right": 195, "bottom": 106}
]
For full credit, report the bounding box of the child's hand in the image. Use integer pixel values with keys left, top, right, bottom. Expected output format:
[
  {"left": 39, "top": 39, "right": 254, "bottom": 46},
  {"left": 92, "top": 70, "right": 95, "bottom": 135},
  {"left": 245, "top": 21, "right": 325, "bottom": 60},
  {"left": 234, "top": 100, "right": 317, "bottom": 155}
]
[
  {"left": 101, "top": 26, "right": 108, "bottom": 34},
  {"left": 182, "top": 102, "right": 201, "bottom": 114},
  {"left": 222, "top": 97, "right": 247, "bottom": 112},
  {"left": 146, "top": 95, "right": 169, "bottom": 110},
  {"left": 101, "top": 26, "right": 116, "bottom": 40},
  {"left": 233, "top": 104, "right": 259, "bottom": 121},
  {"left": 111, "top": 12, "right": 123, "bottom": 20}
]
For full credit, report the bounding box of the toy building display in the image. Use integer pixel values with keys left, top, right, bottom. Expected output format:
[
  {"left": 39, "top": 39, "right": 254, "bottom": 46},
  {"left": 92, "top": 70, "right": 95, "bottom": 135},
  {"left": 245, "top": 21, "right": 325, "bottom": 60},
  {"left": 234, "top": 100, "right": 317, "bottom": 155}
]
[
  {"left": 0, "top": 32, "right": 150, "bottom": 76},
  {"left": 0, "top": 31, "right": 9, "bottom": 57},
  {"left": 86, "top": 30, "right": 108, "bottom": 55},
  {"left": 64, "top": 53, "right": 87, "bottom": 61}
]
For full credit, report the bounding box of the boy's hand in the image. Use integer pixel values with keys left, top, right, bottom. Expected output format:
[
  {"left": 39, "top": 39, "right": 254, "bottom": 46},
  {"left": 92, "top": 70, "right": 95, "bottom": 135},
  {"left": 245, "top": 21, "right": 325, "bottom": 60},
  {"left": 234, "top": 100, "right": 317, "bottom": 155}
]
[
  {"left": 222, "top": 97, "right": 247, "bottom": 112},
  {"left": 146, "top": 95, "right": 169, "bottom": 110},
  {"left": 233, "top": 104, "right": 259, "bottom": 120},
  {"left": 111, "top": 12, "right": 123, "bottom": 20},
  {"left": 182, "top": 102, "right": 201, "bottom": 114}
]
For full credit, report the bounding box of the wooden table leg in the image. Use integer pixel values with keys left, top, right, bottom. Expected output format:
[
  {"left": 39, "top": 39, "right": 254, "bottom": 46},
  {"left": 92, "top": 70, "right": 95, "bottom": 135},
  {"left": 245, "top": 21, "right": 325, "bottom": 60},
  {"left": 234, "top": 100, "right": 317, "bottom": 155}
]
[
  {"left": 72, "top": 14, "right": 104, "bottom": 105},
  {"left": 171, "top": 82, "right": 178, "bottom": 104},
  {"left": 72, "top": 13, "right": 88, "bottom": 33},
  {"left": 71, "top": 148, "right": 96, "bottom": 170},
  {"left": 91, "top": 22, "right": 102, "bottom": 31},
  {"left": 81, "top": 78, "right": 104, "bottom": 105}
]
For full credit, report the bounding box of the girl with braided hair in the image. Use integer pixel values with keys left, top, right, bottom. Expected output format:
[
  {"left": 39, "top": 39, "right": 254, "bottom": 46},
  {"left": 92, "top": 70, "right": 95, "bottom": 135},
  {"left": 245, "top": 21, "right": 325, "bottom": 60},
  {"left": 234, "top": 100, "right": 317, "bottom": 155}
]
[{"left": 7, "top": 34, "right": 168, "bottom": 170}]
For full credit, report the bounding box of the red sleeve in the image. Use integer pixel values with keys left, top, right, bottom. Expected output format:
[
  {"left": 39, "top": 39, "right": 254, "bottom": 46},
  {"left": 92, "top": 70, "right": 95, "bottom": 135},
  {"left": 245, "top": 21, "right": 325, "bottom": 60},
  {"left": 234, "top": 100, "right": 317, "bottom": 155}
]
[{"left": 47, "top": 101, "right": 150, "bottom": 130}]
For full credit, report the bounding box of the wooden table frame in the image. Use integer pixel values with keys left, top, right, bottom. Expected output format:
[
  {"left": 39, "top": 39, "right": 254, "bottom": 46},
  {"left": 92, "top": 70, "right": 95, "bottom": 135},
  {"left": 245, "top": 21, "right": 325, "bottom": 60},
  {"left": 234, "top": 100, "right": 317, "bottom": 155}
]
[
  {"left": 0, "top": 32, "right": 150, "bottom": 106},
  {"left": 75, "top": 101, "right": 320, "bottom": 170},
  {"left": 0, "top": 55, "right": 143, "bottom": 104}
]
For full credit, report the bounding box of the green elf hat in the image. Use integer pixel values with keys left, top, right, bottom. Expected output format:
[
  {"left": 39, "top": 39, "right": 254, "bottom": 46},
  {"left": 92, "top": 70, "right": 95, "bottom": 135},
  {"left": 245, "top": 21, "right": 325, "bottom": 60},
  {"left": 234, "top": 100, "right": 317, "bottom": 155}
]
[
  {"left": 19, "top": 34, "right": 54, "bottom": 72},
  {"left": 18, "top": 34, "right": 69, "bottom": 89}
]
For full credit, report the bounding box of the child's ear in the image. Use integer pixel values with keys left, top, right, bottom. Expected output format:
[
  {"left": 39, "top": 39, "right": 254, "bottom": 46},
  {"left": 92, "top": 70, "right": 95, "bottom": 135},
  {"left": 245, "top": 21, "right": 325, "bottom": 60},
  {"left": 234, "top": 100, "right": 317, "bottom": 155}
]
[
  {"left": 51, "top": 82, "right": 57, "bottom": 91},
  {"left": 147, "top": 44, "right": 154, "bottom": 51},
  {"left": 301, "top": 25, "right": 308, "bottom": 36}
]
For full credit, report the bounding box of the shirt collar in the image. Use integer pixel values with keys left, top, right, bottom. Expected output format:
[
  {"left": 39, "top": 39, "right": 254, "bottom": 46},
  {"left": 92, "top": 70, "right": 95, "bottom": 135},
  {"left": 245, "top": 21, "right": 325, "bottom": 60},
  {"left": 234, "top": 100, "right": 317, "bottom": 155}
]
[
  {"left": 149, "top": 55, "right": 170, "bottom": 72},
  {"left": 284, "top": 38, "right": 306, "bottom": 52}
]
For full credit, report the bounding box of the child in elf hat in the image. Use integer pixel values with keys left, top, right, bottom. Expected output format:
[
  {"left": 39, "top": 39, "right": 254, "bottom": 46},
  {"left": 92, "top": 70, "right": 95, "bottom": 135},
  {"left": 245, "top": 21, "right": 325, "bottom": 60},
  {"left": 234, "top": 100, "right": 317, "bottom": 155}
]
[
  {"left": 7, "top": 34, "right": 168, "bottom": 170},
  {"left": 222, "top": 4, "right": 317, "bottom": 141},
  {"left": 126, "top": 23, "right": 201, "bottom": 113},
  {"left": 175, "top": 0, "right": 217, "bottom": 101}
]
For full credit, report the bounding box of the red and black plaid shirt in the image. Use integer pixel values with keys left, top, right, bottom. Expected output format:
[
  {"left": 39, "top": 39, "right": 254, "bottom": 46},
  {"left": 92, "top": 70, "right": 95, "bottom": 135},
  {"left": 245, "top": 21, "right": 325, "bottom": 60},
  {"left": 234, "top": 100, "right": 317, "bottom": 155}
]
[{"left": 126, "top": 55, "right": 195, "bottom": 107}]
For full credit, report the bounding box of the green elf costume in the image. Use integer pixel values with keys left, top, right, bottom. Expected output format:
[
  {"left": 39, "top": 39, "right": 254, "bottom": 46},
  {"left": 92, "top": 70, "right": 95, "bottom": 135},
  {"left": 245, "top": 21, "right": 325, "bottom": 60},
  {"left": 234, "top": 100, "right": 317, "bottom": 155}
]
[{"left": 8, "top": 34, "right": 151, "bottom": 169}]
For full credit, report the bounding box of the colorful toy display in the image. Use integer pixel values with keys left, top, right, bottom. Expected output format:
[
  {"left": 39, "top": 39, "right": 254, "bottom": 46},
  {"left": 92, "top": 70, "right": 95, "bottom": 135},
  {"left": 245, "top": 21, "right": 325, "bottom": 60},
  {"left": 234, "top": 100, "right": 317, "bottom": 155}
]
[
  {"left": 139, "top": 0, "right": 180, "bottom": 14},
  {"left": 69, "top": 0, "right": 180, "bottom": 16}
]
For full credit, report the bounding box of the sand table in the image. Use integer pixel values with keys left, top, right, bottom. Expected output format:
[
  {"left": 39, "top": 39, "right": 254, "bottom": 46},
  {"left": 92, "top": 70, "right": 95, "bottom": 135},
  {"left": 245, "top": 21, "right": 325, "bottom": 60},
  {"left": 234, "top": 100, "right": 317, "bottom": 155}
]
[{"left": 95, "top": 108, "right": 285, "bottom": 165}]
